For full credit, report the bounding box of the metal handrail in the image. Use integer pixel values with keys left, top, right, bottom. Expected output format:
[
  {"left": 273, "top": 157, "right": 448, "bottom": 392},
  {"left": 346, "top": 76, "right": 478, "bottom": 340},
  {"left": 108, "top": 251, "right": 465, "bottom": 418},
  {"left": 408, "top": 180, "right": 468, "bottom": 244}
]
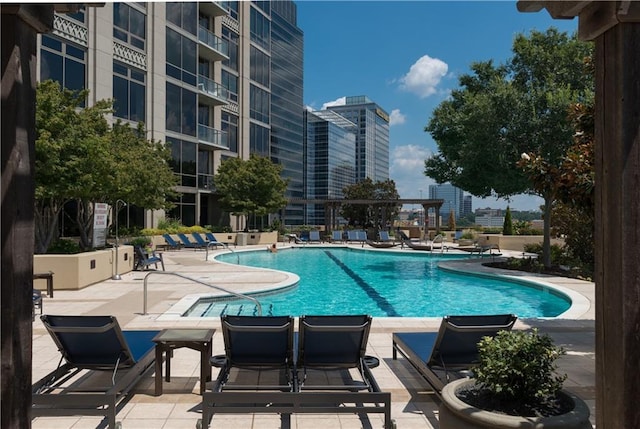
[
  {"left": 432, "top": 234, "right": 445, "bottom": 253},
  {"left": 205, "top": 241, "right": 239, "bottom": 264},
  {"left": 142, "top": 271, "right": 261, "bottom": 316}
]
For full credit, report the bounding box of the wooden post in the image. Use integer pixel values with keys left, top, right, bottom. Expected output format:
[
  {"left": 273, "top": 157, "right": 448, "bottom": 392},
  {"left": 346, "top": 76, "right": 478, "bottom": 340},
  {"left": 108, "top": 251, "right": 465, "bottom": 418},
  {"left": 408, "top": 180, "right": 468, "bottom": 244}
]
[
  {"left": 1, "top": 4, "right": 53, "bottom": 428},
  {"left": 594, "top": 23, "right": 640, "bottom": 429}
]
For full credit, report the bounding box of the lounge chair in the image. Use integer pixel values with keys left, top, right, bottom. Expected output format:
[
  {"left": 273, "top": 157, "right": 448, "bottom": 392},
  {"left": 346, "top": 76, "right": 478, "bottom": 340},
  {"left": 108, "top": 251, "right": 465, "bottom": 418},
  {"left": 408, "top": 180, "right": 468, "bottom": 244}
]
[
  {"left": 331, "top": 230, "right": 343, "bottom": 243},
  {"left": 308, "top": 230, "right": 322, "bottom": 243},
  {"left": 162, "top": 233, "right": 182, "bottom": 250},
  {"left": 392, "top": 314, "right": 517, "bottom": 395},
  {"left": 177, "top": 233, "right": 203, "bottom": 249},
  {"left": 33, "top": 315, "right": 159, "bottom": 429},
  {"left": 347, "top": 230, "right": 366, "bottom": 244},
  {"left": 204, "top": 232, "right": 228, "bottom": 249},
  {"left": 295, "top": 315, "right": 393, "bottom": 427},
  {"left": 367, "top": 230, "right": 398, "bottom": 248},
  {"left": 201, "top": 315, "right": 295, "bottom": 428},
  {"left": 133, "top": 245, "right": 165, "bottom": 271},
  {"left": 458, "top": 243, "right": 502, "bottom": 256}
]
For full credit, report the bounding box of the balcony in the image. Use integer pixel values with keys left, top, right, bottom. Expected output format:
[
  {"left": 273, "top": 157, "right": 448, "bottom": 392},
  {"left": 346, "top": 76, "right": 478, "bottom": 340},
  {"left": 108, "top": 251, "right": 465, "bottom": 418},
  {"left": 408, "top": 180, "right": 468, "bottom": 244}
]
[
  {"left": 198, "top": 174, "right": 216, "bottom": 191},
  {"left": 198, "top": 124, "right": 228, "bottom": 150},
  {"left": 197, "top": 75, "right": 228, "bottom": 106},
  {"left": 199, "top": 1, "right": 227, "bottom": 18},
  {"left": 198, "top": 26, "right": 228, "bottom": 62}
]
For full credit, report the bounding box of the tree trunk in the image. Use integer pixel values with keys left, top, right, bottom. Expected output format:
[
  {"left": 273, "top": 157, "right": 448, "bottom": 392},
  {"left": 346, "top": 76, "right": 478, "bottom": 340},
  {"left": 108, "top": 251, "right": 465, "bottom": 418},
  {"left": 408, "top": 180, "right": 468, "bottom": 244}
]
[{"left": 542, "top": 195, "right": 553, "bottom": 267}]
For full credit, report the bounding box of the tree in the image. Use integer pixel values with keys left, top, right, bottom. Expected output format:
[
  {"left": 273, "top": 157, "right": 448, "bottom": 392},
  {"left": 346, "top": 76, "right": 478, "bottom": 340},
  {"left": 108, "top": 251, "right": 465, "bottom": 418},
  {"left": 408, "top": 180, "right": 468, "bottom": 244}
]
[
  {"left": 35, "top": 80, "right": 179, "bottom": 252},
  {"left": 214, "top": 154, "right": 288, "bottom": 230},
  {"left": 340, "top": 178, "right": 400, "bottom": 229},
  {"left": 503, "top": 206, "right": 514, "bottom": 235},
  {"left": 424, "top": 29, "right": 593, "bottom": 267}
]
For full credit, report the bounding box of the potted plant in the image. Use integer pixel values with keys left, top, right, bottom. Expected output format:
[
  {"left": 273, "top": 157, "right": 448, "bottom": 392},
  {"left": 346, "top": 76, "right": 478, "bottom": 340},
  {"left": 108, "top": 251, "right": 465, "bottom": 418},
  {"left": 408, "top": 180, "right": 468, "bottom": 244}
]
[{"left": 439, "top": 329, "right": 591, "bottom": 429}]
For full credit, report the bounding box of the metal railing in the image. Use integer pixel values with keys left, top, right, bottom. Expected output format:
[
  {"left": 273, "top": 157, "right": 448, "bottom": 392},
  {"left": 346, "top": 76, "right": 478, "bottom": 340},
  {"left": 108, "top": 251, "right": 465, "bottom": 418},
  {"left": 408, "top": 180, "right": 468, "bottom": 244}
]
[
  {"left": 205, "top": 241, "right": 239, "bottom": 264},
  {"left": 142, "top": 271, "right": 261, "bottom": 315}
]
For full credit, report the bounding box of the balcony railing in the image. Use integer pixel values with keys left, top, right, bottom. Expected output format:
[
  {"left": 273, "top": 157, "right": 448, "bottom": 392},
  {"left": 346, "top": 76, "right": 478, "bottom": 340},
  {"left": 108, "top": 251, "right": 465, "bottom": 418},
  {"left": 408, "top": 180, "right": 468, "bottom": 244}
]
[
  {"left": 198, "top": 124, "right": 228, "bottom": 150},
  {"left": 198, "top": 26, "right": 228, "bottom": 60},
  {"left": 197, "top": 75, "right": 228, "bottom": 105},
  {"left": 198, "top": 174, "right": 215, "bottom": 190}
]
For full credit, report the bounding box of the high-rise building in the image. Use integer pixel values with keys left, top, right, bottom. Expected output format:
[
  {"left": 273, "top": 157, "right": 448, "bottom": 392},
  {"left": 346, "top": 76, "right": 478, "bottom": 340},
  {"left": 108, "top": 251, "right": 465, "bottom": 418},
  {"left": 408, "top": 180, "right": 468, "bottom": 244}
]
[
  {"left": 325, "top": 96, "right": 390, "bottom": 183},
  {"left": 37, "top": 1, "right": 304, "bottom": 229},
  {"left": 303, "top": 109, "right": 357, "bottom": 225},
  {"left": 428, "top": 183, "right": 465, "bottom": 220}
]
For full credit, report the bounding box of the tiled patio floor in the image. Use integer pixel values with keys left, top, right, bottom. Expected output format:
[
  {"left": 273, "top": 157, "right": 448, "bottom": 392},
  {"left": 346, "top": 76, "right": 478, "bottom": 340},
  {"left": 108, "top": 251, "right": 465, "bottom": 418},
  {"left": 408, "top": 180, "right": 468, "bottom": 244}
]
[{"left": 32, "top": 244, "right": 596, "bottom": 429}]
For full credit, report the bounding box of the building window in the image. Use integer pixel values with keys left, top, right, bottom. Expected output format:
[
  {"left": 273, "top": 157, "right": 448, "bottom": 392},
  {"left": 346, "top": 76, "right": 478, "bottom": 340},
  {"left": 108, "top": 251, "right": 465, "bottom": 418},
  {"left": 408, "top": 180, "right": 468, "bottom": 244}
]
[
  {"left": 167, "top": 137, "right": 197, "bottom": 188},
  {"left": 40, "top": 35, "right": 86, "bottom": 94},
  {"left": 250, "top": 46, "right": 270, "bottom": 87},
  {"left": 221, "top": 70, "right": 238, "bottom": 102},
  {"left": 250, "top": 7, "right": 270, "bottom": 50},
  {"left": 167, "top": 193, "right": 196, "bottom": 226},
  {"left": 221, "top": 112, "right": 238, "bottom": 153},
  {"left": 220, "top": 1, "right": 239, "bottom": 20},
  {"left": 113, "top": 3, "right": 146, "bottom": 51},
  {"left": 66, "top": 7, "right": 85, "bottom": 24},
  {"left": 166, "top": 82, "right": 196, "bottom": 137},
  {"left": 221, "top": 27, "right": 238, "bottom": 72},
  {"left": 166, "top": 27, "right": 197, "bottom": 86},
  {"left": 113, "top": 62, "right": 146, "bottom": 123},
  {"left": 250, "top": 84, "right": 270, "bottom": 124},
  {"left": 166, "top": 2, "right": 197, "bottom": 36},
  {"left": 250, "top": 123, "right": 269, "bottom": 156}
]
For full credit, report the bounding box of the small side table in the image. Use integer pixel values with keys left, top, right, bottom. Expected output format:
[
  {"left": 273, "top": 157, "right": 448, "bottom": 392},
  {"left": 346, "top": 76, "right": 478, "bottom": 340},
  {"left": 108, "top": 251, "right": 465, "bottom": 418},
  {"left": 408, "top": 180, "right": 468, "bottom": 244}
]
[
  {"left": 33, "top": 271, "right": 54, "bottom": 297},
  {"left": 152, "top": 328, "right": 215, "bottom": 395}
]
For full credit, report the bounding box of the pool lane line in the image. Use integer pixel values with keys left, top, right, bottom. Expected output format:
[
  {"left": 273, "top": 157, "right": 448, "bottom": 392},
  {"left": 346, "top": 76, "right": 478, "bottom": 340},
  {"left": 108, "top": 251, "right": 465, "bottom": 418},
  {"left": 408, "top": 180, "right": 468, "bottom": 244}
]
[{"left": 323, "top": 250, "right": 401, "bottom": 317}]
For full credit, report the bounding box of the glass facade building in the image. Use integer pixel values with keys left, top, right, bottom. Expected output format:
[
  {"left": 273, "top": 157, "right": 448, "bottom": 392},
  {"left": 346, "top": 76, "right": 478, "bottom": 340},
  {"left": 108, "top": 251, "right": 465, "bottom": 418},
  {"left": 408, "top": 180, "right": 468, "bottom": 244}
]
[
  {"left": 37, "top": 1, "right": 305, "bottom": 229},
  {"left": 429, "top": 183, "right": 465, "bottom": 220},
  {"left": 326, "top": 96, "right": 390, "bottom": 183},
  {"left": 304, "top": 110, "right": 357, "bottom": 225}
]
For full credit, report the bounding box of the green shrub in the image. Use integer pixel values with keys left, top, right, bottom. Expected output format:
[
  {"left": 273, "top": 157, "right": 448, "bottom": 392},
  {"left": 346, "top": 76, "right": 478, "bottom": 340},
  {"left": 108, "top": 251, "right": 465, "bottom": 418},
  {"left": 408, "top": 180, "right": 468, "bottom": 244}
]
[
  {"left": 47, "top": 239, "right": 81, "bottom": 254},
  {"left": 475, "top": 329, "right": 567, "bottom": 408},
  {"left": 503, "top": 206, "right": 513, "bottom": 235},
  {"left": 128, "top": 236, "right": 152, "bottom": 248},
  {"left": 157, "top": 217, "right": 183, "bottom": 233},
  {"left": 460, "top": 231, "right": 476, "bottom": 240}
]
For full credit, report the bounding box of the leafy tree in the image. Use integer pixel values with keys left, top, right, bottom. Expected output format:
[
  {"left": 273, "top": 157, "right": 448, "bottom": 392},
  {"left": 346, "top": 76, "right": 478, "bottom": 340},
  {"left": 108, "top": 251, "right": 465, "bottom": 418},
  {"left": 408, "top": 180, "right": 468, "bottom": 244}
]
[
  {"left": 214, "top": 154, "right": 288, "bottom": 230},
  {"left": 340, "top": 178, "right": 400, "bottom": 229},
  {"left": 425, "top": 29, "right": 593, "bottom": 267},
  {"left": 35, "top": 80, "right": 178, "bottom": 252},
  {"left": 503, "top": 206, "right": 514, "bottom": 235}
]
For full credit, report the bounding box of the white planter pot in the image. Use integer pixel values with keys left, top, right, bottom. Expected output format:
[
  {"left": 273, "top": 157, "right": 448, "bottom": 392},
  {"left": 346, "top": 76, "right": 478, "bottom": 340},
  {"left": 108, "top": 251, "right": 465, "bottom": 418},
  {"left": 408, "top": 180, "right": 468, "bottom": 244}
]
[{"left": 439, "top": 379, "right": 591, "bottom": 429}]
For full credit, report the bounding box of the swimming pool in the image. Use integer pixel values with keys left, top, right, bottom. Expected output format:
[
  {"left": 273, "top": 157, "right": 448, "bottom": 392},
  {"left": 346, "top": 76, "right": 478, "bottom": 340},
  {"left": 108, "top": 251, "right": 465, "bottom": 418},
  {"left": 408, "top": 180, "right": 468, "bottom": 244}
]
[{"left": 183, "top": 247, "right": 572, "bottom": 318}]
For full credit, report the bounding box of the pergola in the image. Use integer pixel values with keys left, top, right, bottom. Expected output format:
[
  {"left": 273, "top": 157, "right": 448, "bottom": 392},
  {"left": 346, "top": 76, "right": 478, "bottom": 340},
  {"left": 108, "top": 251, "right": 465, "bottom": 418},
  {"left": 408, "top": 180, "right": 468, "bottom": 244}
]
[{"left": 293, "top": 198, "right": 445, "bottom": 233}]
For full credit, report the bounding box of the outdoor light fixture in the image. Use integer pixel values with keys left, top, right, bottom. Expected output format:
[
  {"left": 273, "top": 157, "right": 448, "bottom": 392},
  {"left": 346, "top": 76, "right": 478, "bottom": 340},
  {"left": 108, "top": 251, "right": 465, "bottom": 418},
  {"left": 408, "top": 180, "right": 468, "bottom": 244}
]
[{"left": 112, "top": 199, "right": 127, "bottom": 280}]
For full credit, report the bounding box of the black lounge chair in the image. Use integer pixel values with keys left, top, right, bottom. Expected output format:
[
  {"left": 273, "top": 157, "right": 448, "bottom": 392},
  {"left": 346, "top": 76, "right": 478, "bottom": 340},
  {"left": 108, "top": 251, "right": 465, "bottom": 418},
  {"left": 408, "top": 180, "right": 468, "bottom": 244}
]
[
  {"left": 33, "top": 315, "right": 159, "bottom": 429},
  {"left": 199, "top": 315, "right": 394, "bottom": 429},
  {"left": 201, "top": 315, "right": 295, "bottom": 428},
  {"left": 293, "top": 315, "right": 393, "bottom": 428},
  {"left": 392, "top": 314, "right": 517, "bottom": 395}
]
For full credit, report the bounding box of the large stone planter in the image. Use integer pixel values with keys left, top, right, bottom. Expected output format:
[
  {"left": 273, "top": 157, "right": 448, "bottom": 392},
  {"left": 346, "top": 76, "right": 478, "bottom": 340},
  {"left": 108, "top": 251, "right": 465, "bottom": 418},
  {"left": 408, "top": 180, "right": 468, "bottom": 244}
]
[{"left": 439, "top": 379, "right": 591, "bottom": 429}]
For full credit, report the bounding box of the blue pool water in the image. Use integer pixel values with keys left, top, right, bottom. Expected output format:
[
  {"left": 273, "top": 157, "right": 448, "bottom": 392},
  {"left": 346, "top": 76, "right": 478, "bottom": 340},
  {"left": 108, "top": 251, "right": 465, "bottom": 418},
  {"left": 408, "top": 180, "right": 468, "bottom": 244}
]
[{"left": 187, "top": 248, "right": 571, "bottom": 318}]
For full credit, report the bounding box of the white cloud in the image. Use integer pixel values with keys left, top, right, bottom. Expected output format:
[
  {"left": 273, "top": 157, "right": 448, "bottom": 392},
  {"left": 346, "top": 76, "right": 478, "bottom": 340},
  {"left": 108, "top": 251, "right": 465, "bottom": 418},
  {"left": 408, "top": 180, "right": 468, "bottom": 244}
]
[
  {"left": 389, "top": 144, "right": 434, "bottom": 199},
  {"left": 389, "top": 109, "right": 406, "bottom": 126},
  {"left": 321, "top": 97, "right": 346, "bottom": 110},
  {"left": 400, "top": 55, "right": 448, "bottom": 98}
]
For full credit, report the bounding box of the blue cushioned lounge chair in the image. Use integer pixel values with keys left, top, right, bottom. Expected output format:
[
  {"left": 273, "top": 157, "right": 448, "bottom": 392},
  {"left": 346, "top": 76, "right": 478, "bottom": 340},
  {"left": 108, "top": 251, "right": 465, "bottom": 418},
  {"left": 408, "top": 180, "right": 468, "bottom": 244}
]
[
  {"left": 392, "top": 314, "right": 517, "bottom": 395},
  {"left": 33, "top": 315, "right": 159, "bottom": 429},
  {"left": 331, "top": 230, "right": 343, "bottom": 243},
  {"left": 204, "top": 232, "right": 228, "bottom": 249},
  {"left": 162, "top": 233, "right": 182, "bottom": 250},
  {"left": 177, "top": 233, "right": 203, "bottom": 249},
  {"left": 308, "top": 230, "right": 321, "bottom": 243}
]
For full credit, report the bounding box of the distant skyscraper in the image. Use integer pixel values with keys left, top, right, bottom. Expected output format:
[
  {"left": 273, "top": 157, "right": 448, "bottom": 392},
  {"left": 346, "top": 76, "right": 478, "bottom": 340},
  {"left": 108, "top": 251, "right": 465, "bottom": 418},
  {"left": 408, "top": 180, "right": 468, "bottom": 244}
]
[
  {"left": 462, "top": 195, "right": 473, "bottom": 217},
  {"left": 429, "top": 183, "right": 464, "bottom": 219},
  {"left": 326, "top": 96, "right": 389, "bottom": 182},
  {"left": 303, "top": 109, "right": 356, "bottom": 225}
]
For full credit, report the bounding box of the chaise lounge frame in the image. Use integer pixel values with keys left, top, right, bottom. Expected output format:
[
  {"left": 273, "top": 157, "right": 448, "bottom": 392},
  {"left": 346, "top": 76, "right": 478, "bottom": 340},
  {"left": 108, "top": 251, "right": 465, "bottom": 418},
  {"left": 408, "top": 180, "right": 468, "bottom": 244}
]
[{"left": 32, "top": 315, "right": 159, "bottom": 429}]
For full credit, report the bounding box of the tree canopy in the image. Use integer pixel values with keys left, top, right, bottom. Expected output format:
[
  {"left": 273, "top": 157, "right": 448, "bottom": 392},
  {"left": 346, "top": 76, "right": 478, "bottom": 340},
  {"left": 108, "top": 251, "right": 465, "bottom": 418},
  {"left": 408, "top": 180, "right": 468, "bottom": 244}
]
[
  {"left": 424, "top": 28, "right": 594, "bottom": 266},
  {"left": 35, "top": 80, "right": 178, "bottom": 252},
  {"left": 213, "top": 154, "right": 288, "bottom": 229},
  {"left": 340, "top": 178, "right": 400, "bottom": 229}
]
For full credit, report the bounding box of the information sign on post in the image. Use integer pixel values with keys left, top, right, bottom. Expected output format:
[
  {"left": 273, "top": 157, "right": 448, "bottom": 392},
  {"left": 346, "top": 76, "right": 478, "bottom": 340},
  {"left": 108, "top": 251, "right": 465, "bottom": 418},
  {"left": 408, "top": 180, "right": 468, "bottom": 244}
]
[{"left": 93, "top": 203, "right": 109, "bottom": 248}]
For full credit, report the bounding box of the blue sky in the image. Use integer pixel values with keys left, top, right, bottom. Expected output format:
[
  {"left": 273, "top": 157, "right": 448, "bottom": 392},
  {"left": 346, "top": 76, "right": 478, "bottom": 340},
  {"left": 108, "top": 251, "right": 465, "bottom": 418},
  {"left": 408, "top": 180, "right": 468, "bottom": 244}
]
[{"left": 296, "top": 1, "right": 578, "bottom": 211}]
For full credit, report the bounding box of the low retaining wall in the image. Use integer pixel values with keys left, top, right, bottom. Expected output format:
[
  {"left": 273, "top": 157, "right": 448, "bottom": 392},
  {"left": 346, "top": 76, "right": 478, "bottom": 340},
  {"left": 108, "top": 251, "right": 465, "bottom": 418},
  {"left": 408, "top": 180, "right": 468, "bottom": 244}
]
[
  {"left": 477, "top": 234, "right": 564, "bottom": 251},
  {"left": 34, "top": 246, "right": 133, "bottom": 291}
]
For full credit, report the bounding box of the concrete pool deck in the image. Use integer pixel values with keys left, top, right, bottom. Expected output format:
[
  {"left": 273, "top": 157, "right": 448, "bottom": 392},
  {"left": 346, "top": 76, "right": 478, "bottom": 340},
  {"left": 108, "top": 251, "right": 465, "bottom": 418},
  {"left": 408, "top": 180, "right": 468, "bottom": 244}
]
[{"left": 32, "top": 244, "right": 596, "bottom": 428}]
